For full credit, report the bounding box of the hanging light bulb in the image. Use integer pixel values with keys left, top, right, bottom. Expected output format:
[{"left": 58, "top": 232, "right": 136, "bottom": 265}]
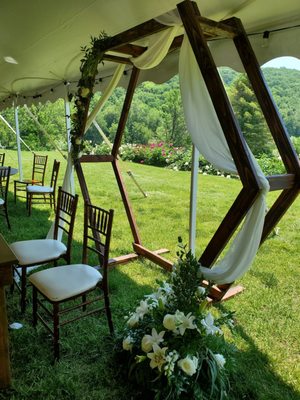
[
  {"left": 4, "top": 56, "right": 18, "bottom": 64},
  {"left": 261, "top": 31, "right": 270, "bottom": 48}
]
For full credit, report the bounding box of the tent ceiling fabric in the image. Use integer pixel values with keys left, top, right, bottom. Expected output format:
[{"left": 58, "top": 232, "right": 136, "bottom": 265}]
[{"left": 0, "top": 0, "right": 299, "bottom": 109}]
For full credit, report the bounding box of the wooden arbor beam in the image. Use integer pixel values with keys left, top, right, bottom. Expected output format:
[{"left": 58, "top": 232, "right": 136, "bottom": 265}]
[
  {"left": 176, "top": 0, "right": 299, "bottom": 301},
  {"left": 75, "top": 0, "right": 299, "bottom": 304}
]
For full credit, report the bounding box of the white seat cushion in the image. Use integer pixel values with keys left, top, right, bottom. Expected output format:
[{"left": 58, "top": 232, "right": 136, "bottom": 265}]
[
  {"left": 29, "top": 264, "right": 102, "bottom": 302},
  {"left": 10, "top": 239, "right": 67, "bottom": 267},
  {"left": 0, "top": 198, "right": 4, "bottom": 205},
  {"left": 27, "top": 185, "right": 53, "bottom": 193}
]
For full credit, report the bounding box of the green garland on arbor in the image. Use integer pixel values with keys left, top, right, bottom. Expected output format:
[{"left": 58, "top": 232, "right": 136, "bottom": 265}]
[{"left": 70, "top": 31, "right": 111, "bottom": 160}]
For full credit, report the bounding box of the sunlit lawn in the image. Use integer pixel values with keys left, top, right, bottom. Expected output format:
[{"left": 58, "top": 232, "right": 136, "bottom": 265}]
[{"left": 1, "top": 150, "right": 300, "bottom": 399}]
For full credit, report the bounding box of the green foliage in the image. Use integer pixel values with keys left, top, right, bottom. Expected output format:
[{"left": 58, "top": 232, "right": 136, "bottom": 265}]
[
  {"left": 228, "top": 74, "right": 275, "bottom": 157},
  {"left": 256, "top": 153, "right": 285, "bottom": 175},
  {"left": 262, "top": 67, "right": 300, "bottom": 137},
  {"left": 291, "top": 136, "right": 300, "bottom": 155},
  {"left": 117, "top": 240, "right": 233, "bottom": 399},
  {"left": 70, "top": 32, "right": 111, "bottom": 160},
  {"left": 1, "top": 68, "right": 299, "bottom": 163},
  {"left": 119, "top": 142, "right": 193, "bottom": 171}
]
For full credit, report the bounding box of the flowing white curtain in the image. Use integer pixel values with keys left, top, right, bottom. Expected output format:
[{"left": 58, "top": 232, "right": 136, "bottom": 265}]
[
  {"left": 85, "top": 64, "right": 125, "bottom": 131},
  {"left": 131, "top": 12, "right": 269, "bottom": 284}
]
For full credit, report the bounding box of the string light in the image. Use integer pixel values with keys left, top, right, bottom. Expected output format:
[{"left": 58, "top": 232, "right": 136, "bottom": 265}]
[
  {"left": 0, "top": 66, "right": 133, "bottom": 105},
  {"left": 1, "top": 21, "right": 299, "bottom": 105}
]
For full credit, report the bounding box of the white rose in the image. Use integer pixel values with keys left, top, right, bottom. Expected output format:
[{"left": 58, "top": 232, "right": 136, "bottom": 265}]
[
  {"left": 141, "top": 335, "right": 153, "bottom": 353},
  {"left": 214, "top": 353, "right": 226, "bottom": 369},
  {"left": 178, "top": 356, "right": 198, "bottom": 376},
  {"left": 122, "top": 336, "right": 133, "bottom": 351},
  {"left": 163, "top": 314, "right": 176, "bottom": 331}
]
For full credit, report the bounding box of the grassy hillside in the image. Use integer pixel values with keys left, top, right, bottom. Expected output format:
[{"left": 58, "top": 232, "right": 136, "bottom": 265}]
[{"left": 1, "top": 150, "right": 300, "bottom": 399}]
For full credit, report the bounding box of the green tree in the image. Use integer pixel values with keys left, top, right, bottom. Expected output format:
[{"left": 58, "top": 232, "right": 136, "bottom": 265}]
[{"left": 229, "top": 74, "right": 274, "bottom": 157}]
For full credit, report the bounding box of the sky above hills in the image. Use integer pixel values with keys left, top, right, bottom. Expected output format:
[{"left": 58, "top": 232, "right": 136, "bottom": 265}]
[{"left": 262, "top": 56, "right": 300, "bottom": 70}]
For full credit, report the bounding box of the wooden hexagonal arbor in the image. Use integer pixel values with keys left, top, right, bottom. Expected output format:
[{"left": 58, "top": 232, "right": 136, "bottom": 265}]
[{"left": 74, "top": 0, "right": 300, "bottom": 301}]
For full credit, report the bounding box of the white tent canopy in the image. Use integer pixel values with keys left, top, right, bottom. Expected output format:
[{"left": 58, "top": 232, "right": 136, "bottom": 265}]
[{"left": 0, "top": 0, "right": 300, "bottom": 109}]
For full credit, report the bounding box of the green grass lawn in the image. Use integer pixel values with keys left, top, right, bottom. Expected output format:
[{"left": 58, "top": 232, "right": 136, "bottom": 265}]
[{"left": 1, "top": 150, "right": 300, "bottom": 400}]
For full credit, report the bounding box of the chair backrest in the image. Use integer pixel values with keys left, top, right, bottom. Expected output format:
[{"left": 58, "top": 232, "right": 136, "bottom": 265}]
[
  {"left": 53, "top": 186, "right": 79, "bottom": 263},
  {"left": 32, "top": 154, "right": 48, "bottom": 184},
  {"left": 0, "top": 153, "right": 5, "bottom": 166},
  {"left": 0, "top": 166, "right": 10, "bottom": 202},
  {"left": 83, "top": 202, "right": 114, "bottom": 282},
  {"left": 50, "top": 160, "right": 60, "bottom": 190}
]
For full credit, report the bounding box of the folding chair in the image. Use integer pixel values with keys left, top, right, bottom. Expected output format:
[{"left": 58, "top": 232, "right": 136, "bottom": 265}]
[
  {"left": 14, "top": 153, "right": 48, "bottom": 203},
  {"left": 29, "top": 202, "right": 114, "bottom": 360},
  {"left": 26, "top": 159, "right": 60, "bottom": 215},
  {"left": 0, "top": 153, "right": 5, "bottom": 166},
  {"left": 10, "top": 187, "right": 78, "bottom": 312},
  {"left": 0, "top": 166, "right": 11, "bottom": 229}
]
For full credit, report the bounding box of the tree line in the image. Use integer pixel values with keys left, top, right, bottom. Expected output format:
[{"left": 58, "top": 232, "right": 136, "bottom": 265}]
[{"left": 0, "top": 67, "right": 300, "bottom": 158}]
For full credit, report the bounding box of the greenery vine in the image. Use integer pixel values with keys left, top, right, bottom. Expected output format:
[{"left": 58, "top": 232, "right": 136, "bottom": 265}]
[{"left": 70, "top": 31, "right": 111, "bottom": 160}]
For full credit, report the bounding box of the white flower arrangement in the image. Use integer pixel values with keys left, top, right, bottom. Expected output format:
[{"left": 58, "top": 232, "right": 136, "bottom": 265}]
[{"left": 118, "top": 238, "right": 235, "bottom": 400}]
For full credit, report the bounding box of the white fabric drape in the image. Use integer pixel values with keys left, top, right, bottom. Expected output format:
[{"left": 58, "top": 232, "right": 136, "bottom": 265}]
[
  {"left": 131, "top": 26, "right": 181, "bottom": 69},
  {"left": 132, "top": 13, "right": 269, "bottom": 284},
  {"left": 179, "top": 36, "right": 269, "bottom": 283},
  {"left": 85, "top": 64, "right": 125, "bottom": 132}
]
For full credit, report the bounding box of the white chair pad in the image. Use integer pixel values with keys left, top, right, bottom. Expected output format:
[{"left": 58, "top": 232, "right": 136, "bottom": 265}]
[
  {"left": 27, "top": 185, "right": 53, "bottom": 193},
  {"left": 29, "top": 264, "right": 102, "bottom": 302},
  {"left": 10, "top": 239, "right": 67, "bottom": 267},
  {"left": 0, "top": 198, "right": 4, "bottom": 205}
]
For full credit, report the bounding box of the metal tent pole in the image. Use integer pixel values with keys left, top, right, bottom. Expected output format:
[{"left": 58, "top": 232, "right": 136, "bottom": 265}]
[
  {"left": 14, "top": 102, "right": 23, "bottom": 180},
  {"left": 0, "top": 115, "right": 32, "bottom": 152},
  {"left": 189, "top": 145, "right": 199, "bottom": 254}
]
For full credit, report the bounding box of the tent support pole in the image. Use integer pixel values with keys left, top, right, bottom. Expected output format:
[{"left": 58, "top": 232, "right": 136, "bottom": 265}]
[
  {"left": 14, "top": 103, "right": 23, "bottom": 180},
  {"left": 64, "top": 90, "right": 72, "bottom": 152},
  {"left": 0, "top": 115, "right": 32, "bottom": 152},
  {"left": 189, "top": 145, "right": 199, "bottom": 254}
]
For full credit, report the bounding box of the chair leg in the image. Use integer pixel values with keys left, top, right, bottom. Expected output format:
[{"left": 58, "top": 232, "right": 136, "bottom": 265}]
[
  {"left": 14, "top": 181, "right": 17, "bottom": 204},
  {"left": 104, "top": 294, "right": 114, "bottom": 335},
  {"left": 32, "top": 287, "right": 38, "bottom": 327},
  {"left": 82, "top": 294, "right": 87, "bottom": 312},
  {"left": 20, "top": 266, "right": 27, "bottom": 313},
  {"left": 53, "top": 303, "right": 60, "bottom": 361},
  {"left": 28, "top": 193, "right": 32, "bottom": 216},
  {"left": 4, "top": 206, "right": 11, "bottom": 230},
  {"left": 10, "top": 280, "right": 14, "bottom": 294}
]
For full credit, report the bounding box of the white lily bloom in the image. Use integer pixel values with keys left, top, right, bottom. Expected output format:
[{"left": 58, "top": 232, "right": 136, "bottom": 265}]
[
  {"left": 147, "top": 343, "right": 168, "bottom": 371},
  {"left": 201, "top": 312, "right": 223, "bottom": 335},
  {"left": 178, "top": 355, "right": 198, "bottom": 376},
  {"left": 141, "top": 328, "right": 165, "bottom": 353},
  {"left": 136, "top": 300, "right": 149, "bottom": 318},
  {"left": 214, "top": 353, "right": 226, "bottom": 369},
  {"left": 177, "top": 312, "right": 196, "bottom": 336}
]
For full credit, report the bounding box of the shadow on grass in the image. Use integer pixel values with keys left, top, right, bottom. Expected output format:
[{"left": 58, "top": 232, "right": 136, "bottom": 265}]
[
  {"left": 3, "top": 205, "right": 160, "bottom": 400},
  {"left": 217, "top": 303, "right": 300, "bottom": 400}
]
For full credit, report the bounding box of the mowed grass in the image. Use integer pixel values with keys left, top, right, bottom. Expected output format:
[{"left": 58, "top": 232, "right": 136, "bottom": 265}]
[{"left": 1, "top": 149, "right": 300, "bottom": 400}]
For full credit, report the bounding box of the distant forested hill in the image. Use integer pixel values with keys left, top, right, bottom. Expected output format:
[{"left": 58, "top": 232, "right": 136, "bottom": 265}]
[
  {"left": 220, "top": 66, "right": 300, "bottom": 137},
  {"left": 0, "top": 66, "right": 299, "bottom": 153}
]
